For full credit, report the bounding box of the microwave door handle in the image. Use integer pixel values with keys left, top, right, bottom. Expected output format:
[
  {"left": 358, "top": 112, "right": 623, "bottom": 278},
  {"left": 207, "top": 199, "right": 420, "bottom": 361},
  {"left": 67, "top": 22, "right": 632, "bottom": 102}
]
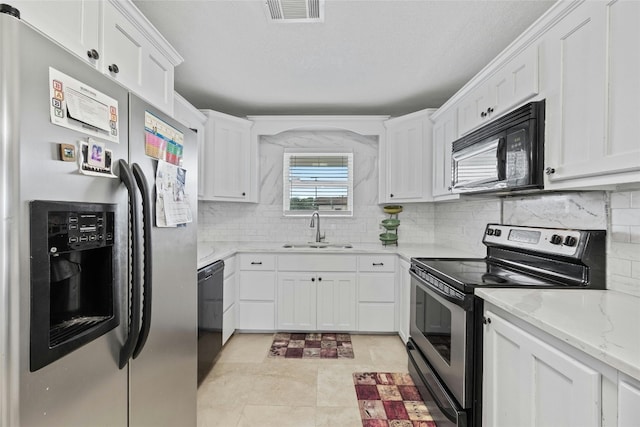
[
  {"left": 131, "top": 163, "right": 153, "bottom": 359},
  {"left": 497, "top": 136, "right": 507, "bottom": 181},
  {"left": 117, "top": 159, "right": 142, "bottom": 369}
]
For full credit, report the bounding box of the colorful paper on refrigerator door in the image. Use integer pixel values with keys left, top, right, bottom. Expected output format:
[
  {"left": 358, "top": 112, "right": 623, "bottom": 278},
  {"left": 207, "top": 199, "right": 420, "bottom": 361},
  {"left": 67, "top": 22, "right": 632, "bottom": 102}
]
[{"left": 144, "top": 111, "right": 184, "bottom": 166}]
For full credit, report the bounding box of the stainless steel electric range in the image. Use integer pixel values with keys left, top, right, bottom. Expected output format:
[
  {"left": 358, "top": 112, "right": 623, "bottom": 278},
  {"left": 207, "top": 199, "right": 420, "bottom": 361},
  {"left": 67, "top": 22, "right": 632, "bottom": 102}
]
[{"left": 407, "top": 224, "right": 606, "bottom": 427}]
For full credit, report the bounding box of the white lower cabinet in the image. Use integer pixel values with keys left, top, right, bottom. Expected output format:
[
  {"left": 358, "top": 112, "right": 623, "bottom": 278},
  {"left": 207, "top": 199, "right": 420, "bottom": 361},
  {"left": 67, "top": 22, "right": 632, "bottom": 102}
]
[
  {"left": 398, "top": 258, "right": 411, "bottom": 343},
  {"left": 482, "top": 305, "right": 624, "bottom": 427},
  {"left": 237, "top": 254, "right": 276, "bottom": 330},
  {"left": 276, "top": 255, "right": 357, "bottom": 331},
  {"left": 358, "top": 255, "right": 397, "bottom": 332},
  {"left": 221, "top": 256, "right": 236, "bottom": 345},
  {"left": 277, "top": 272, "right": 357, "bottom": 331},
  {"left": 618, "top": 375, "right": 640, "bottom": 427},
  {"left": 277, "top": 273, "right": 317, "bottom": 331},
  {"left": 316, "top": 274, "right": 357, "bottom": 331}
]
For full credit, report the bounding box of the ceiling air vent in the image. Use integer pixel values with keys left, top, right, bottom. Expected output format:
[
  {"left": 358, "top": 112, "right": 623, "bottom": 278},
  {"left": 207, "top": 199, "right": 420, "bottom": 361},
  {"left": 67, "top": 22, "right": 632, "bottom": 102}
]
[{"left": 265, "top": 0, "right": 324, "bottom": 23}]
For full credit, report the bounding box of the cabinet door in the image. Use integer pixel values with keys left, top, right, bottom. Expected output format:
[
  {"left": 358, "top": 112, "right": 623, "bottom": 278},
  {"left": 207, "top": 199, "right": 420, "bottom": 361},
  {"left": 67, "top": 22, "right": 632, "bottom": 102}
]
[
  {"left": 432, "top": 110, "right": 458, "bottom": 198},
  {"left": 316, "top": 273, "right": 356, "bottom": 331},
  {"left": 545, "top": 1, "right": 640, "bottom": 186},
  {"left": 277, "top": 273, "right": 317, "bottom": 331},
  {"left": 488, "top": 44, "right": 539, "bottom": 118},
  {"left": 384, "top": 112, "right": 433, "bottom": 202},
  {"left": 101, "top": 1, "right": 145, "bottom": 93},
  {"left": 12, "top": 0, "right": 100, "bottom": 66},
  {"left": 140, "top": 45, "right": 174, "bottom": 115},
  {"left": 204, "top": 114, "right": 253, "bottom": 201},
  {"left": 618, "top": 375, "right": 640, "bottom": 427},
  {"left": 457, "top": 85, "right": 490, "bottom": 136},
  {"left": 483, "top": 310, "right": 601, "bottom": 427}
]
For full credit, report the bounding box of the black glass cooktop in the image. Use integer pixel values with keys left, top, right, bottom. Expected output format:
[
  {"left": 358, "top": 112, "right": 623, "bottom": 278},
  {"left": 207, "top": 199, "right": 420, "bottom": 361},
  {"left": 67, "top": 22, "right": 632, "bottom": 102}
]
[{"left": 412, "top": 257, "right": 568, "bottom": 292}]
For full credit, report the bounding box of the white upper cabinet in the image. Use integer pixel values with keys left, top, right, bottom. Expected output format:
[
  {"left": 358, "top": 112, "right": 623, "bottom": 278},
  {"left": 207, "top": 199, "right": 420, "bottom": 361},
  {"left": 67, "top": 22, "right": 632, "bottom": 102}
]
[
  {"left": 200, "top": 110, "right": 255, "bottom": 202},
  {"left": 173, "top": 94, "right": 207, "bottom": 199},
  {"left": 382, "top": 109, "right": 435, "bottom": 203},
  {"left": 10, "top": 0, "right": 100, "bottom": 64},
  {"left": 11, "top": 0, "right": 182, "bottom": 115},
  {"left": 543, "top": 0, "right": 640, "bottom": 189},
  {"left": 431, "top": 107, "right": 459, "bottom": 200},
  {"left": 457, "top": 44, "right": 539, "bottom": 136}
]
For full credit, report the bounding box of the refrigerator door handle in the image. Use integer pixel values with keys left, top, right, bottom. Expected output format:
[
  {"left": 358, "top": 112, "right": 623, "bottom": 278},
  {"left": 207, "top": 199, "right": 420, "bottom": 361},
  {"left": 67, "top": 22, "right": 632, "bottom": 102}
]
[
  {"left": 117, "top": 159, "right": 142, "bottom": 369},
  {"left": 131, "top": 163, "right": 153, "bottom": 359}
]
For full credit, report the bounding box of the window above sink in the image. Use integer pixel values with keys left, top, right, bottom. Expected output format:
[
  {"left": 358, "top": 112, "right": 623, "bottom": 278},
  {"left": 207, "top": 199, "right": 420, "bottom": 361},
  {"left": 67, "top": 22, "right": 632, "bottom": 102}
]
[{"left": 283, "top": 151, "right": 354, "bottom": 217}]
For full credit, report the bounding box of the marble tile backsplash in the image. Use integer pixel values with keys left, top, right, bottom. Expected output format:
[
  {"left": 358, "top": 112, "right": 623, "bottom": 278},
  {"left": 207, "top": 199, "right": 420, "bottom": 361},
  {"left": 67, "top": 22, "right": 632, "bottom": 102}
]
[
  {"left": 608, "top": 191, "right": 640, "bottom": 296},
  {"left": 198, "top": 130, "right": 436, "bottom": 244},
  {"left": 197, "top": 130, "right": 639, "bottom": 295},
  {"left": 433, "top": 198, "right": 501, "bottom": 256}
]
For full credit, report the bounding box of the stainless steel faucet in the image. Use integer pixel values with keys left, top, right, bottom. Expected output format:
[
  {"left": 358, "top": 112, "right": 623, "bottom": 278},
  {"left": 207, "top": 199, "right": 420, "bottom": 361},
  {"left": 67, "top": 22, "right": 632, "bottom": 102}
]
[{"left": 309, "top": 211, "right": 325, "bottom": 242}]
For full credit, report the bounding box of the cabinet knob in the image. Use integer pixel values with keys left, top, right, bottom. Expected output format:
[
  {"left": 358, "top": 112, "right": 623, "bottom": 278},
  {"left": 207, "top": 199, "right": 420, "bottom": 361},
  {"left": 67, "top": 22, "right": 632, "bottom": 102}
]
[
  {"left": 390, "top": 194, "right": 394, "bottom": 198},
  {"left": 318, "top": 277, "right": 322, "bottom": 282},
  {"left": 483, "top": 316, "right": 492, "bottom": 325},
  {"left": 447, "top": 186, "right": 452, "bottom": 191},
  {"left": 242, "top": 192, "right": 246, "bottom": 196},
  {"left": 108, "top": 64, "right": 119, "bottom": 74},
  {"left": 545, "top": 167, "right": 556, "bottom": 175},
  {"left": 311, "top": 277, "right": 315, "bottom": 282},
  {"left": 480, "top": 111, "right": 487, "bottom": 118},
  {"left": 86, "top": 49, "right": 99, "bottom": 60},
  {"left": 487, "top": 107, "right": 494, "bottom": 114}
]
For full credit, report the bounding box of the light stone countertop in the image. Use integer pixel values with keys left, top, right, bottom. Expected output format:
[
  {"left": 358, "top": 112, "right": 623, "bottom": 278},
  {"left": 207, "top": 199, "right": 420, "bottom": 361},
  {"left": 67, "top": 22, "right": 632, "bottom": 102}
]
[
  {"left": 476, "top": 288, "right": 640, "bottom": 382},
  {"left": 197, "top": 241, "right": 479, "bottom": 269}
]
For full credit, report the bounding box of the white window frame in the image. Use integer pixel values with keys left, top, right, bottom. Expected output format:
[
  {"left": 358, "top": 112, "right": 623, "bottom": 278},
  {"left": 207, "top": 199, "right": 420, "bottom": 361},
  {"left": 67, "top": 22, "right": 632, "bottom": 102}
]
[{"left": 283, "top": 151, "right": 354, "bottom": 217}]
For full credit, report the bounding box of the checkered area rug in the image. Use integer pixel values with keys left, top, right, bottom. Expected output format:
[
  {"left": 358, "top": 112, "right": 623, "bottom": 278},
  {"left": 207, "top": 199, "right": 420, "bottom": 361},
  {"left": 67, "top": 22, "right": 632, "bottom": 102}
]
[
  {"left": 267, "top": 332, "right": 354, "bottom": 359},
  {"left": 353, "top": 372, "right": 436, "bottom": 427}
]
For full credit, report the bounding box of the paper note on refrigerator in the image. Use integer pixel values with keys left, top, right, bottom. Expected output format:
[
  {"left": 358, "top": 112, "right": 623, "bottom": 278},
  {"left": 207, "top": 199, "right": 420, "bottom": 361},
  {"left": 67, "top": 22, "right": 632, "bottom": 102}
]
[
  {"left": 155, "top": 160, "right": 192, "bottom": 227},
  {"left": 49, "top": 68, "right": 120, "bottom": 143},
  {"left": 144, "top": 111, "right": 184, "bottom": 167}
]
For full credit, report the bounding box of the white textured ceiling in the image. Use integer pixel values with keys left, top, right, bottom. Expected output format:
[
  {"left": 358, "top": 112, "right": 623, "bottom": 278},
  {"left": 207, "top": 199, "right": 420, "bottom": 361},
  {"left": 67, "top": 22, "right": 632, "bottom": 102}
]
[{"left": 133, "top": 0, "right": 555, "bottom": 117}]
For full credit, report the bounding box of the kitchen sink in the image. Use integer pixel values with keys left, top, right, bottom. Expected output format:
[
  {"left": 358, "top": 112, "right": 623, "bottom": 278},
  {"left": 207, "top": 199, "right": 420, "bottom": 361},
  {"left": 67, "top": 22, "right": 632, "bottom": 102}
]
[{"left": 282, "top": 242, "right": 353, "bottom": 249}]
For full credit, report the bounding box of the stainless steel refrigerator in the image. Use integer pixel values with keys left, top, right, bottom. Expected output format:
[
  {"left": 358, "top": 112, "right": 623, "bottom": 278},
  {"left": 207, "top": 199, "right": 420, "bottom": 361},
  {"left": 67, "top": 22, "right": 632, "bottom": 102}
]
[{"left": 1, "top": 7, "right": 197, "bottom": 426}]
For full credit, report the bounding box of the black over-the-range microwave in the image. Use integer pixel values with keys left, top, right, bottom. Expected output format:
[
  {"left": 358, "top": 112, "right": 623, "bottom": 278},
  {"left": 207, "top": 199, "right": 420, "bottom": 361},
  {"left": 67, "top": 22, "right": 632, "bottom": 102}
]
[{"left": 451, "top": 100, "right": 545, "bottom": 195}]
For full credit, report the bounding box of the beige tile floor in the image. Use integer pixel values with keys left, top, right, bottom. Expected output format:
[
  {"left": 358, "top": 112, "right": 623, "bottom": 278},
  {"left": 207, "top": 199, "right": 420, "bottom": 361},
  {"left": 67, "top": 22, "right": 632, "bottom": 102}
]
[{"left": 197, "top": 333, "right": 409, "bottom": 427}]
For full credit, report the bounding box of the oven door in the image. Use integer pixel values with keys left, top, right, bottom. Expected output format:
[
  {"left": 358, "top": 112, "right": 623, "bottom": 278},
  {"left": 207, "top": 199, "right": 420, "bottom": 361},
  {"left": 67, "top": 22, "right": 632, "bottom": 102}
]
[{"left": 409, "top": 270, "right": 473, "bottom": 409}]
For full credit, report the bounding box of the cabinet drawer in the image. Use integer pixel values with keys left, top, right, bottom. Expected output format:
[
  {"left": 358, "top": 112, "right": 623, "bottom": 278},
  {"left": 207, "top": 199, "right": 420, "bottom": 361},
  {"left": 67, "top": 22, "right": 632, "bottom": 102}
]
[
  {"left": 278, "top": 254, "right": 357, "bottom": 272},
  {"left": 358, "top": 255, "right": 396, "bottom": 272},
  {"left": 359, "top": 273, "right": 395, "bottom": 302},
  {"left": 239, "top": 254, "right": 276, "bottom": 270},
  {"left": 239, "top": 271, "right": 275, "bottom": 301}
]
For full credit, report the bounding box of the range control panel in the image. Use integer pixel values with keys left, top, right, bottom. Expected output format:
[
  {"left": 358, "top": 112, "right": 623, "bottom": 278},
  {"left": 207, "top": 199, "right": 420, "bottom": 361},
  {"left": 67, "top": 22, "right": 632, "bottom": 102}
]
[{"left": 483, "top": 224, "right": 585, "bottom": 257}]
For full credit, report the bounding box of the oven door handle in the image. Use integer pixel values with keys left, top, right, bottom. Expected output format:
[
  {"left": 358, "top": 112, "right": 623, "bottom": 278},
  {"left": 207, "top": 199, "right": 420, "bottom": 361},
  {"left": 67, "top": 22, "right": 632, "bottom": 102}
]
[{"left": 408, "top": 341, "right": 468, "bottom": 426}]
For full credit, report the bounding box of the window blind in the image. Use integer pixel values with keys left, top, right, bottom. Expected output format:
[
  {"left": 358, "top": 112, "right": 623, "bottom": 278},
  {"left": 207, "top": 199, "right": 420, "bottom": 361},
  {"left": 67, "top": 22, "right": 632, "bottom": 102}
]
[{"left": 283, "top": 152, "right": 353, "bottom": 216}]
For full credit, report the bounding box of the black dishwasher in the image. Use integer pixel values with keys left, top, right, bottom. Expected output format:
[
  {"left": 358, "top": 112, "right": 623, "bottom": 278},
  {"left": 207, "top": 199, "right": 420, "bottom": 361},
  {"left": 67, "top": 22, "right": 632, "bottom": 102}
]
[{"left": 197, "top": 260, "right": 224, "bottom": 385}]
